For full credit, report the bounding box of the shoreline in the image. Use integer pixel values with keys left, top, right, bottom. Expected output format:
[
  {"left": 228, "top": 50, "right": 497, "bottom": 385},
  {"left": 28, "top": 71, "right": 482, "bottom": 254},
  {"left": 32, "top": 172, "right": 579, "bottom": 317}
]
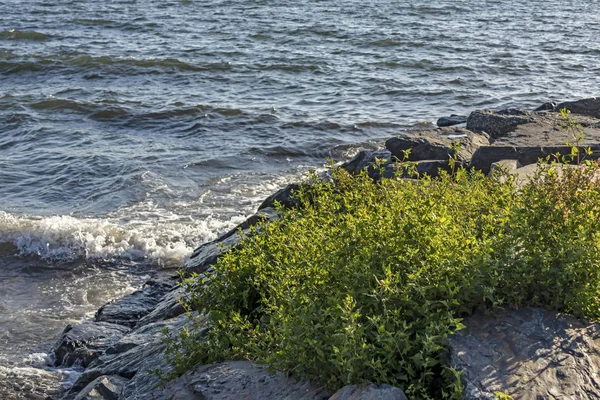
[{"left": 39, "top": 97, "right": 600, "bottom": 399}]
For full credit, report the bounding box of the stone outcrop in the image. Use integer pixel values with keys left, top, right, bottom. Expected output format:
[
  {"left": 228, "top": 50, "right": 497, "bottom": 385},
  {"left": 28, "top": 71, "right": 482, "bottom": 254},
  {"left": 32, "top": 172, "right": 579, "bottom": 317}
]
[
  {"left": 556, "top": 97, "right": 600, "bottom": 119},
  {"left": 450, "top": 307, "right": 600, "bottom": 399},
  {"left": 437, "top": 114, "right": 468, "bottom": 127},
  {"left": 466, "top": 109, "right": 535, "bottom": 138},
  {"left": 73, "top": 375, "right": 128, "bottom": 400}
]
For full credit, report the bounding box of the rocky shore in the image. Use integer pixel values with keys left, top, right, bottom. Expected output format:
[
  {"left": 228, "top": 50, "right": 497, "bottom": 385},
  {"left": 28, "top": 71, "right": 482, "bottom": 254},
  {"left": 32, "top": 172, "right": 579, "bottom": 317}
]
[{"left": 43, "top": 98, "right": 600, "bottom": 400}]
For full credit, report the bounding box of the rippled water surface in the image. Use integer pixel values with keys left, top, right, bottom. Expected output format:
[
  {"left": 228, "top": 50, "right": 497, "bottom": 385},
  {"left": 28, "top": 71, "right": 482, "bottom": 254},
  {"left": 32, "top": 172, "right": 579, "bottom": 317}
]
[{"left": 1, "top": 0, "right": 599, "bottom": 397}]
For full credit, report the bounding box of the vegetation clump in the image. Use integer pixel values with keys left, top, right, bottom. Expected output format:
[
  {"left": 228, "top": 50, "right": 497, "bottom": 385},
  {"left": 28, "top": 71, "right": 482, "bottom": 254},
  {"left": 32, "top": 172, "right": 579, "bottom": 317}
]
[{"left": 167, "top": 127, "right": 600, "bottom": 399}]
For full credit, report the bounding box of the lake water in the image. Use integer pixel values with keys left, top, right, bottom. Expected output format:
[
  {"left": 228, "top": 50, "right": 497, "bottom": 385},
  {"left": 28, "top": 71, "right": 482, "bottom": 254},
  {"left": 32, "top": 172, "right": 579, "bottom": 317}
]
[{"left": 1, "top": 0, "right": 599, "bottom": 397}]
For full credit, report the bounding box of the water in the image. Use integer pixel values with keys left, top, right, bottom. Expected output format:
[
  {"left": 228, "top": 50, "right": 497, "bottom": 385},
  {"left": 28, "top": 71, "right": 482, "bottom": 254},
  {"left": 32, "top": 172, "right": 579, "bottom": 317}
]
[{"left": 1, "top": 0, "right": 599, "bottom": 397}]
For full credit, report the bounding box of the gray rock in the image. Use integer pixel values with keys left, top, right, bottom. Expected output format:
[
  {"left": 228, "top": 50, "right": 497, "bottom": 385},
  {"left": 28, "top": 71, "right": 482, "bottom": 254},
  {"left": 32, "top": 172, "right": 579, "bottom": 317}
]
[
  {"left": 466, "top": 109, "right": 535, "bottom": 138},
  {"left": 556, "top": 97, "right": 600, "bottom": 118},
  {"left": 128, "top": 360, "right": 332, "bottom": 400},
  {"left": 62, "top": 314, "right": 195, "bottom": 400},
  {"left": 450, "top": 307, "right": 600, "bottom": 399},
  {"left": 534, "top": 102, "right": 556, "bottom": 112},
  {"left": 329, "top": 384, "right": 408, "bottom": 400},
  {"left": 437, "top": 114, "right": 468, "bottom": 127},
  {"left": 95, "top": 279, "right": 175, "bottom": 328},
  {"left": 340, "top": 149, "right": 392, "bottom": 176},
  {"left": 385, "top": 127, "right": 489, "bottom": 163},
  {"left": 73, "top": 375, "right": 129, "bottom": 400},
  {"left": 469, "top": 145, "right": 600, "bottom": 174},
  {"left": 134, "top": 286, "right": 185, "bottom": 328},
  {"left": 53, "top": 321, "right": 130, "bottom": 367},
  {"left": 258, "top": 183, "right": 300, "bottom": 210}
]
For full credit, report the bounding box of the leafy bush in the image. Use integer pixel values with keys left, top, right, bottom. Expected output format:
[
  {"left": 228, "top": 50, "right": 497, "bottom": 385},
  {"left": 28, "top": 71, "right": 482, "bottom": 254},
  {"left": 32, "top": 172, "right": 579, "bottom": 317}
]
[{"left": 168, "top": 153, "right": 600, "bottom": 399}]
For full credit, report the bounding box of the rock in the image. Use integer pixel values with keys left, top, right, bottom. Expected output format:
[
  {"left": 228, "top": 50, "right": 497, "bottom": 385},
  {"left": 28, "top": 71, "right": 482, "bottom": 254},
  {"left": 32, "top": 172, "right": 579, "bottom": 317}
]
[
  {"left": 437, "top": 114, "right": 468, "bottom": 127},
  {"left": 53, "top": 322, "right": 130, "bottom": 368},
  {"left": 488, "top": 159, "right": 522, "bottom": 176},
  {"left": 329, "top": 384, "right": 408, "bottom": 400},
  {"left": 127, "top": 360, "right": 332, "bottom": 400},
  {"left": 555, "top": 97, "right": 600, "bottom": 118},
  {"left": 73, "top": 375, "right": 129, "bottom": 400},
  {"left": 184, "top": 208, "right": 279, "bottom": 276},
  {"left": 340, "top": 149, "right": 392, "bottom": 175},
  {"left": 534, "top": 102, "right": 556, "bottom": 112},
  {"left": 385, "top": 127, "right": 489, "bottom": 163},
  {"left": 466, "top": 109, "right": 535, "bottom": 138},
  {"left": 258, "top": 183, "right": 300, "bottom": 210},
  {"left": 95, "top": 279, "right": 175, "bottom": 328},
  {"left": 450, "top": 307, "right": 600, "bottom": 399},
  {"left": 134, "top": 286, "right": 185, "bottom": 328},
  {"left": 62, "top": 314, "right": 195, "bottom": 400},
  {"left": 469, "top": 144, "right": 600, "bottom": 174}
]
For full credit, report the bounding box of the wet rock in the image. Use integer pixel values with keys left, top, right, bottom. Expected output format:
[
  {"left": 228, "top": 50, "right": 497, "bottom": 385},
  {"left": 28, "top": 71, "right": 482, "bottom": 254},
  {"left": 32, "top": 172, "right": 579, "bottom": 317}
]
[
  {"left": 134, "top": 286, "right": 185, "bottom": 328},
  {"left": 466, "top": 109, "right": 535, "bottom": 138},
  {"left": 385, "top": 127, "right": 489, "bottom": 163},
  {"left": 95, "top": 279, "right": 175, "bottom": 328},
  {"left": 184, "top": 208, "right": 279, "bottom": 276},
  {"left": 258, "top": 183, "right": 300, "bottom": 210},
  {"left": 469, "top": 145, "right": 600, "bottom": 174},
  {"left": 329, "top": 384, "right": 408, "bottom": 400},
  {"left": 62, "top": 314, "right": 195, "bottom": 400},
  {"left": 450, "top": 307, "right": 600, "bottom": 399},
  {"left": 437, "top": 114, "right": 468, "bottom": 127},
  {"left": 128, "top": 360, "right": 332, "bottom": 400},
  {"left": 73, "top": 375, "right": 129, "bottom": 400},
  {"left": 53, "top": 322, "right": 130, "bottom": 368},
  {"left": 556, "top": 97, "right": 600, "bottom": 118},
  {"left": 534, "top": 102, "right": 556, "bottom": 112},
  {"left": 340, "top": 149, "right": 392, "bottom": 175}
]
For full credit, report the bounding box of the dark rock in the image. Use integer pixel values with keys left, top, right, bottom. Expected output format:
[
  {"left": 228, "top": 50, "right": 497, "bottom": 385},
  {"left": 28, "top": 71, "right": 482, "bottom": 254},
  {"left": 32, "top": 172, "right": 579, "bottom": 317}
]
[
  {"left": 184, "top": 207, "right": 279, "bottom": 276},
  {"left": 134, "top": 286, "right": 185, "bottom": 328},
  {"left": 94, "top": 279, "right": 175, "bottom": 328},
  {"left": 436, "top": 114, "right": 468, "bottom": 127},
  {"left": 555, "top": 97, "right": 600, "bottom": 118},
  {"left": 534, "top": 102, "right": 556, "bottom": 112},
  {"left": 466, "top": 109, "right": 535, "bottom": 138},
  {"left": 258, "top": 183, "right": 300, "bottom": 210},
  {"left": 340, "top": 149, "right": 392, "bottom": 175},
  {"left": 329, "top": 384, "right": 408, "bottom": 400},
  {"left": 125, "top": 360, "right": 331, "bottom": 400},
  {"left": 469, "top": 145, "right": 600, "bottom": 174},
  {"left": 450, "top": 307, "right": 600, "bottom": 399},
  {"left": 414, "top": 160, "right": 453, "bottom": 177},
  {"left": 73, "top": 375, "right": 129, "bottom": 400},
  {"left": 385, "top": 127, "right": 489, "bottom": 163},
  {"left": 62, "top": 314, "right": 194, "bottom": 400},
  {"left": 53, "top": 322, "right": 130, "bottom": 368}
]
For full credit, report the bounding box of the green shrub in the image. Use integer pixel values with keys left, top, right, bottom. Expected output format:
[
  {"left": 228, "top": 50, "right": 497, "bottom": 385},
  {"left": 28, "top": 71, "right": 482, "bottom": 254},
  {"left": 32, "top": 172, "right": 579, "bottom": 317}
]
[{"left": 167, "top": 155, "right": 600, "bottom": 399}]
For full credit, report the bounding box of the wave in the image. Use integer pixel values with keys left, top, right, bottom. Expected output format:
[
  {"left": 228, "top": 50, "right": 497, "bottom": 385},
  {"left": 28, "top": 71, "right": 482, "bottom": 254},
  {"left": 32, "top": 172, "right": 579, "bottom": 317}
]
[
  {"left": 0, "top": 54, "right": 232, "bottom": 75},
  {"left": 0, "top": 29, "right": 51, "bottom": 41},
  {"left": 0, "top": 210, "right": 246, "bottom": 267}
]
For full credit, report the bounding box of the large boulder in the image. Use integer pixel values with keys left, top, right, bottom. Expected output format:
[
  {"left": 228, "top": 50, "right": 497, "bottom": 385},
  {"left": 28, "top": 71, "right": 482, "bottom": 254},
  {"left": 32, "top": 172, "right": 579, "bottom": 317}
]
[
  {"left": 258, "top": 183, "right": 300, "bottom": 210},
  {"left": 127, "top": 360, "right": 332, "bottom": 400},
  {"left": 385, "top": 127, "right": 489, "bottom": 163},
  {"left": 466, "top": 109, "right": 535, "bottom": 138},
  {"left": 134, "top": 286, "right": 185, "bottom": 328},
  {"left": 555, "top": 97, "right": 600, "bottom": 119},
  {"left": 95, "top": 279, "right": 175, "bottom": 328},
  {"left": 450, "top": 307, "right": 600, "bottom": 399},
  {"left": 52, "top": 322, "right": 130, "bottom": 367},
  {"left": 329, "top": 384, "right": 408, "bottom": 400}
]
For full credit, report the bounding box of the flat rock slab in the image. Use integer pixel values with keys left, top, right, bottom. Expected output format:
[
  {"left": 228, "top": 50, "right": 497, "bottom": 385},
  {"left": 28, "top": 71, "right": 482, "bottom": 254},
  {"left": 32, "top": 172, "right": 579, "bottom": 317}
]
[
  {"left": 136, "top": 360, "right": 332, "bottom": 400},
  {"left": 450, "top": 307, "right": 600, "bottom": 399},
  {"left": 53, "top": 321, "right": 130, "bottom": 367},
  {"left": 437, "top": 114, "right": 468, "bottom": 128},
  {"left": 329, "top": 384, "right": 408, "bottom": 400}
]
